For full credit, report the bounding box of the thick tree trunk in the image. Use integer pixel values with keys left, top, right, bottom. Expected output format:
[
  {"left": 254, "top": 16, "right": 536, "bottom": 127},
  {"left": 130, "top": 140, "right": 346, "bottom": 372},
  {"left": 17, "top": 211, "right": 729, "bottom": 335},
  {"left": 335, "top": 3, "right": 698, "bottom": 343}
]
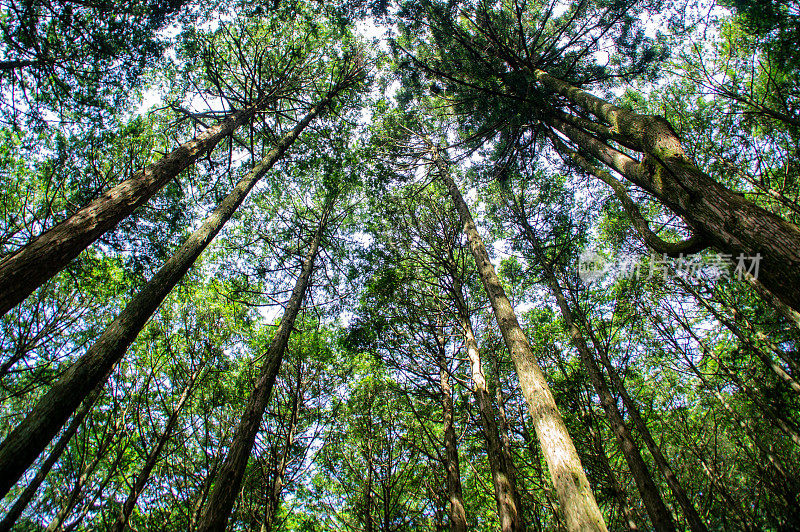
[
  {"left": 194, "top": 198, "right": 333, "bottom": 532},
  {"left": 434, "top": 333, "right": 468, "bottom": 532},
  {"left": 0, "top": 390, "right": 99, "bottom": 532},
  {"left": 450, "top": 275, "right": 524, "bottom": 532},
  {"left": 432, "top": 145, "right": 608, "bottom": 532},
  {"left": 112, "top": 363, "right": 205, "bottom": 532},
  {"left": 0, "top": 96, "right": 333, "bottom": 501},
  {"left": 536, "top": 70, "right": 800, "bottom": 314},
  {"left": 0, "top": 100, "right": 264, "bottom": 317},
  {"left": 508, "top": 203, "right": 676, "bottom": 531}
]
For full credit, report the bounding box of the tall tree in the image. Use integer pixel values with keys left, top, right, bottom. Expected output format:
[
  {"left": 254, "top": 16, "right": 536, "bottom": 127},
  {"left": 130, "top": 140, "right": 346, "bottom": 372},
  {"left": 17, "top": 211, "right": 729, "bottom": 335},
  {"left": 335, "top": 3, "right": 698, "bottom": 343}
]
[
  {"left": 0, "top": 58, "right": 362, "bottom": 501},
  {"left": 0, "top": 13, "right": 334, "bottom": 317},
  {"left": 430, "top": 142, "right": 608, "bottom": 531},
  {"left": 194, "top": 188, "right": 339, "bottom": 531}
]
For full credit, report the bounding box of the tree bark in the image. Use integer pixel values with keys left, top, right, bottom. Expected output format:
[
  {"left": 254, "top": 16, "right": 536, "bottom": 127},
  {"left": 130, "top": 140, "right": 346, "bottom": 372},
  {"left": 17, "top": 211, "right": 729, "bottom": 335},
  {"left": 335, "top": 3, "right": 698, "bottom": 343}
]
[
  {"left": 492, "top": 366, "right": 528, "bottom": 531},
  {"left": 364, "top": 426, "right": 375, "bottom": 532},
  {"left": 508, "top": 200, "right": 677, "bottom": 531},
  {"left": 0, "top": 99, "right": 264, "bottom": 317},
  {"left": 194, "top": 197, "right": 334, "bottom": 532},
  {"left": 543, "top": 271, "right": 676, "bottom": 532},
  {"left": 449, "top": 274, "right": 524, "bottom": 532},
  {"left": 0, "top": 95, "right": 334, "bottom": 501},
  {"left": 434, "top": 331, "right": 468, "bottom": 532},
  {"left": 0, "top": 390, "right": 99, "bottom": 532},
  {"left": 111, "top": 362, "right": 205, "bottom": 532},
  {"left": 536, "top": 69, "right": 800, "bottom": 315},
  {"left": 582, "top": 392, "right": 640, "bottom": 532},
  {"left": 588, "top": 312, "right": 712, "bottom": 532},
  {"left": 432, "top": 145, "right": 608, "bottom": 532},
  {"left": 260, "top": 362, "right": 303, "bottom": 532}
]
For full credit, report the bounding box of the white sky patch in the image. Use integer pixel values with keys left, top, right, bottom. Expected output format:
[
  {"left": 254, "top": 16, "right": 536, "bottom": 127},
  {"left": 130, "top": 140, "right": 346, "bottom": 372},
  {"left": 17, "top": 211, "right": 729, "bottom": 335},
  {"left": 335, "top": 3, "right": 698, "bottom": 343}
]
[
  {"left": 355, "top": 18, "right": 390, "bottom": 47},
  {"left": 137, "top": 87, "right": 163, "bottom": 115},
  {"left": 258, "top": 304, "right": 283, "bottom": 323},
  {"left": 351, "top": 231, "right": 374, "bottom": 248},
  {"left": 550, "top": 0, "right": 570, "bottom": 19}
]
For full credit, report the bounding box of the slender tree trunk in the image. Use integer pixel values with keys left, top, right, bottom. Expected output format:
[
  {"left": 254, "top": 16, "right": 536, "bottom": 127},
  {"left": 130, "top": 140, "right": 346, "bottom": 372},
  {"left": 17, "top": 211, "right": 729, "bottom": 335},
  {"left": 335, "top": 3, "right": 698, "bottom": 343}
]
[
  {"left": 508, "top": 204, "right": 676, "bottom": 531},
  {"left": 670, "top": 308, "right": 800, "bottom": 445},
  {"left": 434, "top": 332, "right": 468, "bottom": 532},
  {"left": 492, "top": 368, "right": 527, "bottom": 530},
  {"left": 194, "top": 198, "right": 334, "bottom": 532},
  {"left": 112, "top": 363, "right": 205, "bottom": 532},
  {"left": 0, "top": 390, "right": 99, "bottom": 532},
  {"left": 431, "top": 145, "right": 608, "bottom": 532},
  {"left": 536, "top": 70, "right": 800, "bottom": 314},
  {"left": 45, "top": 404, "right": 127, "bottom": 532},
  {"left": 656, "top": 313, "right": 798, "bottom": 507},
  {"left": 586, "top": 312, "right": 712, "bottom": 532},
  {"left": 63, "top": 439, "right": 127, "bottom": 532},
  {"left": 364, "top": 437, "right": 375, "bottom": 532},
  {"left": 189, "top": 442, "right": 226, "bottom": 531},
  {"left": 0, "top": 95, "right": 335, "bottom": 501},
  {"left": 261, "top": 362, "right": 303, "bottom": 532},
  {"left": 677, "top": 277, "right": 800, "bottom": 393},
  {"left": 683, "top": 436, "right": 756, "bottom": 531},
  {"left": 582, "top": 392, "right": 640, "bottom": 532},
  {"left": 449, "top": 274, "right": 524, "bottom": 532},
  {"left": 547, "top": 274, "right": 675, "bottom": 531},
  {"left": 0, "top": 99, "right": 264, "bottom": 317}
]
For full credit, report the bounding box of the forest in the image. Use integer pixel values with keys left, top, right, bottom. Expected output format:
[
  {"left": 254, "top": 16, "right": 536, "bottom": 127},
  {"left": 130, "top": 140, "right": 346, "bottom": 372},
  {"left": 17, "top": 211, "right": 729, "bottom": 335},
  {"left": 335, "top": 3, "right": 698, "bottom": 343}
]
[{"left": 0, "top": 0, "right": 799, "bottom": 530}]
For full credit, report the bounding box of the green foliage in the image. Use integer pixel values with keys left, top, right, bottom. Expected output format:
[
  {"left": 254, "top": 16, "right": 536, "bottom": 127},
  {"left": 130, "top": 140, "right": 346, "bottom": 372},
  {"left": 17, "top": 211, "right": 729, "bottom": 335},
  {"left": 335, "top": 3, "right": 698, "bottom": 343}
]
[{"left": 2, "top": 1, "right": 800, "bottom": 531}]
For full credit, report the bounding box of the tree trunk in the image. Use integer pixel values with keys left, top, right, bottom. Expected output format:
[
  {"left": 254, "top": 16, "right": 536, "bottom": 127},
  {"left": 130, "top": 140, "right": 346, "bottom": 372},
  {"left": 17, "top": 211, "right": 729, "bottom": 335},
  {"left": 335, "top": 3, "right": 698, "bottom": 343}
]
[
  {"left": 364, "top": 437, "right": 375, "bottom": 532},
  {"left": 194, "top": 197, "right": 334, "bottom": 532},
  {"left": 589, "top": 312, "right": 711, "bottom": 532},
  {"left": 0, "top": 100, "right": 264, "bottom": 317},
  {"left": 536, "top": 69, "right": 800, "bottom": 315},
  {"left": 683, "top": 436, "right": 756, "bottom": 531},
  {"left": 261, "top": 362, "right": 303, "bottom": 532},
  {"left": 492, "top": 367, "right": 527, "bottom": 531},
  {"left": 434, "top": 331, "right": 468, "bottom": 532},
  {"left": 432, "top": 145, "right": 608, "bottom": 532},
  {"left": 62, "top": 438, "right": 128, "bottom": 532},
  {"left": 112, "top": 363, "right": 205, "bottom": 532},
  {"left": 449, "top": 274, "right": 524, "bottom": 532},
  {"left": 546, "top": 273, "right": 675, "bottom": 531},
  {"left": 582, "top": 392, "right": 640, "bottom": 532},
  {"left": 0, "top": 95, "right": 334, "bottom": 501},
  {"left": 189, "top": 443, "right": 226, "bottom": 531},
  {"left": 0, "top": 390, "right": 99, "bottom": 532},
  {"left": 44, "top": 403, "right": 128, "bottom": 532},
  {"left": 508, "top": 202, "right": 676, "bottom": 531}
]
